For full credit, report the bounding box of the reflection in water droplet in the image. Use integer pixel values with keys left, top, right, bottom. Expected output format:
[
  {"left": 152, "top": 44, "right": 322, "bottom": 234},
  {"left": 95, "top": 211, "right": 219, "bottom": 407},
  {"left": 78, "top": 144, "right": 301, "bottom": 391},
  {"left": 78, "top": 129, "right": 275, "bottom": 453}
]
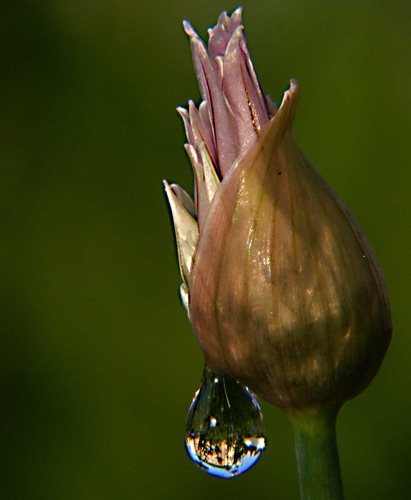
[{"left": 185, "top": 365, "right": 266, "bottom": 478}]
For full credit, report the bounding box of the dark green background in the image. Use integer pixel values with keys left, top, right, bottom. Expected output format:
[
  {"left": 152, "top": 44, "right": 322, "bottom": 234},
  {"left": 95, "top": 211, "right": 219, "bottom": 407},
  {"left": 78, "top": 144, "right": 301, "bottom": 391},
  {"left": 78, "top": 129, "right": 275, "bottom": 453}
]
[{"left": 1, "top": 0, "right": 410, "bottom": 498}]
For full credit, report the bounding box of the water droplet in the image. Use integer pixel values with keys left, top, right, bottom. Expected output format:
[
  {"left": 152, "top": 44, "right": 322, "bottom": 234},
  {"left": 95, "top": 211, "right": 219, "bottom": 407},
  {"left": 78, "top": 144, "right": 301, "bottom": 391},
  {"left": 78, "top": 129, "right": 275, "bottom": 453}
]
[{"left": 185, "top": 365, "right": 266, "bottom": 478}]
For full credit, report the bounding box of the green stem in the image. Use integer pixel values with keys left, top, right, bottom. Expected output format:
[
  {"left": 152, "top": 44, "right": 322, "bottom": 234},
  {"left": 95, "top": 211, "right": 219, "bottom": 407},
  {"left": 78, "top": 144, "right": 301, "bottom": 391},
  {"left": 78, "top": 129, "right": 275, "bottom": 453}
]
[{"left": 289, "top": 408, "right": 344, "bottom": 500}]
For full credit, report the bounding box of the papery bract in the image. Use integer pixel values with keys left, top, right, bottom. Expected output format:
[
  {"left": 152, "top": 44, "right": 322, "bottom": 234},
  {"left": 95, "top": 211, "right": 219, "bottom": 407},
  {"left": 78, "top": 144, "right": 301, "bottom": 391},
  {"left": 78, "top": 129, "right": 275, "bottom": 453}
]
[{"left": 189, "top": 82, "right": 391, "bottom": 410}]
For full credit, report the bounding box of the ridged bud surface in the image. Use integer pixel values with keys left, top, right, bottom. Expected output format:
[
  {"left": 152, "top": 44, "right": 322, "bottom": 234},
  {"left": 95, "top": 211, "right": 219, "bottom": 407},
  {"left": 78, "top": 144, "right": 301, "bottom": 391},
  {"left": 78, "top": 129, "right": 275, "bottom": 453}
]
[{"left": 189, "top": 84, "right": 392, "bottom": 411}]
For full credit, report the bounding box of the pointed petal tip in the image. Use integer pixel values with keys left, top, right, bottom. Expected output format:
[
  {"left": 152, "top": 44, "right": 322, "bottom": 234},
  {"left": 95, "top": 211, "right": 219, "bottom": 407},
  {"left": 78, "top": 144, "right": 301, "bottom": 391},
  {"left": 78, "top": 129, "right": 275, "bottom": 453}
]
[
  {"left": 176, "top": 106, "right": 188, "bottom": 116},
  {"left": 289, "top": 78, "right": 299, "bottom": 93},
  {"left": 232, "top": 6, "right": 243, "bottom": 23},
  {"left": 183, "top": 20, "right": 197, "bottom": 38},
  {"left": 285, "top": 79, "right": 299, "bottom": 99},
  {"left": 216, "top": 11, "right": 229, "bottom": 28},
  {"left": 163, "top": 180, "right": 174, "bottom": 198},
  {"left": 164, "top": 180, "right": 183, "bottom": 202},
  {"left": 164, "top": 180, "right": 175, "bottom": 204},
  {"left": 278, "top": 79, "right": 299, "bottom": 115},
  {"left": 255, "top": 79, "right": 300, "bottom": 150}
]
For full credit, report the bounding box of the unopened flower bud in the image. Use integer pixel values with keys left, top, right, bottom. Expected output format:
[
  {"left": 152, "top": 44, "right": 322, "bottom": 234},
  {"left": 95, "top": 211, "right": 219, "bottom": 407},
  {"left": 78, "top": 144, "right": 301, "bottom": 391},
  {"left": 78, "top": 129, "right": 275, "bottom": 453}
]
[{"left": 165, "top": 8, "right": 392, "bottom": 412}]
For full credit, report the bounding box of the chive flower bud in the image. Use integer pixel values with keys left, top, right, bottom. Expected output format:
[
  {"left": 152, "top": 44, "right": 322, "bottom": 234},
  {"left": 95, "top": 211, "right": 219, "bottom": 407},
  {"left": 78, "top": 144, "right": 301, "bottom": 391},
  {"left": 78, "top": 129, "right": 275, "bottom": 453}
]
[{"left": 165, "top": 8, "right": 392, "bottom": 412}]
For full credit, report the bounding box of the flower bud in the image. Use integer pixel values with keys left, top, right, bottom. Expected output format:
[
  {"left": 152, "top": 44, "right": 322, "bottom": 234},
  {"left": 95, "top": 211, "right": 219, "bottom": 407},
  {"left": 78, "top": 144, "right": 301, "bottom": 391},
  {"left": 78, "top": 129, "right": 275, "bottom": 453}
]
[{"left": 165, "top": 8, "right": 392, "bottom": 412}]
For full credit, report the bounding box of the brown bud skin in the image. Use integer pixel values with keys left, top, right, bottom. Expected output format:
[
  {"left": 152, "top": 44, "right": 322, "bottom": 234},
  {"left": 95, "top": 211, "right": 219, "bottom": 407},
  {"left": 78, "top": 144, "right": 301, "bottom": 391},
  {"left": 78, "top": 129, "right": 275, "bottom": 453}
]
[{"left": 189, "top": 83, "right": 392, "bottom": 412}]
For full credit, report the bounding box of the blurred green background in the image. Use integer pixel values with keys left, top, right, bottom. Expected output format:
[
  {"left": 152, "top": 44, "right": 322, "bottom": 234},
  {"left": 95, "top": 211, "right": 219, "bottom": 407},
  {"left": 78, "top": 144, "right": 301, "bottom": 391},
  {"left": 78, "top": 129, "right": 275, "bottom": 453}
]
[{"left": 1, "top": 0, "right": 410, "bottom": 498}]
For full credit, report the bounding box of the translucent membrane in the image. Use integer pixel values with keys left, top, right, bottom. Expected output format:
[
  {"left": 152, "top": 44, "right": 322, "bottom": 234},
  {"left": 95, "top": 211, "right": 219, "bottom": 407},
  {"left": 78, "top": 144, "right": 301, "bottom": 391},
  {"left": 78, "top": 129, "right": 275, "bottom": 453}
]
[{"left": 185, "top": 365, "right": 266, "bottom": 478}]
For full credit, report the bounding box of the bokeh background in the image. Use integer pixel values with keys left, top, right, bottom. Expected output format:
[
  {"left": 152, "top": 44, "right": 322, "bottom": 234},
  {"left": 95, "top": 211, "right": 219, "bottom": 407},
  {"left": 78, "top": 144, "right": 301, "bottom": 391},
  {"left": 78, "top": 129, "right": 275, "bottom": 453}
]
[{"left": 1, "top": 0, "right": 410, "bottom": 498}]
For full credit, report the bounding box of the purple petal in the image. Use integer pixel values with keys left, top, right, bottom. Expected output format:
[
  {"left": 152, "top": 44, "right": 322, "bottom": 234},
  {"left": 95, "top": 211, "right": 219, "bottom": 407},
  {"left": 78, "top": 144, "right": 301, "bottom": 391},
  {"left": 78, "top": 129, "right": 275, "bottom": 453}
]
[
  {"left": 187, "top": 33, "right": 238, "bottom": 177},
  {"left": 238, "top": 32, "right": 270, "bottom": 123},
  {"left": 207, "top": 7, "right": 243, "bottom": 72},
  {"left": 177, "top": 106, "right": 195, "bottom": 146},
  {"left": 222, "top": 27, "right": 260, "bottom": 152},
  {"left": 188, "top": 101, "right": 216, "bottom": 166},
  {"left": 198, "top": 101, "right": 217, "bottom": 165}
]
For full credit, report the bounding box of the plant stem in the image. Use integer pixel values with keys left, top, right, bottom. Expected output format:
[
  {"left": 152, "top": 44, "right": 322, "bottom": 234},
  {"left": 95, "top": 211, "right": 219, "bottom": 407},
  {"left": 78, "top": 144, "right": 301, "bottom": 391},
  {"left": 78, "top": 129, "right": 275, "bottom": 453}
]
[{"left": 289, "top": 408, "right": 344, "bottom": 500}]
